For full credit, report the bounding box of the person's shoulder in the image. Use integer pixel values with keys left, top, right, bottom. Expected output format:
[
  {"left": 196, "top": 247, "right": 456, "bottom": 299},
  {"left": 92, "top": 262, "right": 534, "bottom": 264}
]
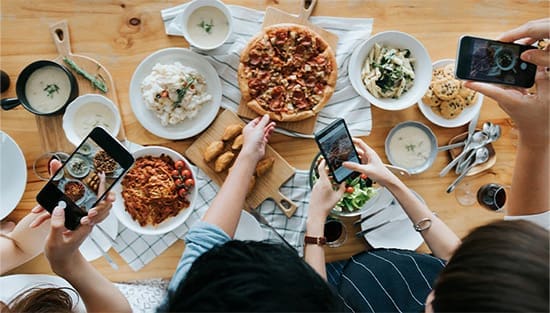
[{"left": 504, "top": 210, "right": 550, "bottom": 230}]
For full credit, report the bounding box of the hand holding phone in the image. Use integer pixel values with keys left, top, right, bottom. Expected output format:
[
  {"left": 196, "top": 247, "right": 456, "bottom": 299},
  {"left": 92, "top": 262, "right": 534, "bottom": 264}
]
[
  {"left": 456, "top": 35, "right": 537, "bottom": 87},
  {"left": 36, "top": 127, "right": 134, "bottom": 230},
  {"left": 315, "top": 119, "right": 360, "bottom": 184}
]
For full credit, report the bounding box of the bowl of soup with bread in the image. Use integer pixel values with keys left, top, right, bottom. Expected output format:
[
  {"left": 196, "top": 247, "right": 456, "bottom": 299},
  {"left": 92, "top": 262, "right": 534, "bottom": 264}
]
[
  {"left": 0, "top": 60, "right": 78, "bottom": 115},
  {"left": 181, "top": 0, "right": 232, "bottom": 50}
]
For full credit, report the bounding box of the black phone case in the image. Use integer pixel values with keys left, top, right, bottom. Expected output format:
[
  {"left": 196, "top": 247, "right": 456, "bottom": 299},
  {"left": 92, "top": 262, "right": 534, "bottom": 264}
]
[
  {"left": 36, "top": 127, "right": 134, "bottom": 230},
  {"left": 314, "top": 119, "right": 359, "bottom": 184}
]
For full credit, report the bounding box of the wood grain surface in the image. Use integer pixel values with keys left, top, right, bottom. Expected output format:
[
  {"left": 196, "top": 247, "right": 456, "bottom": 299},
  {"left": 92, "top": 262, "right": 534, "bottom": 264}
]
[{"left": 1, "top": 0, "right": 547, "bottom": 281}]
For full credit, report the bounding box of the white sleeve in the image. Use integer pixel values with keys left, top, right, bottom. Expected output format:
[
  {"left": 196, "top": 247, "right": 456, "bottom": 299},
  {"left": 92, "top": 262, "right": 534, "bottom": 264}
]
[{"left": 504, "top": 211, "right": 550, "bottom": 230}]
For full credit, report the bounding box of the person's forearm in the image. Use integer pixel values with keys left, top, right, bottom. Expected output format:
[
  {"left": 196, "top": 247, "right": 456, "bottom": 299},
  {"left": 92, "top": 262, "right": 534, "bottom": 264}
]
[
  {"left": 507, "top": 137, "right": 549, "bottom": 216},
  {"left": 304, "top": 215, "right": 327, "bottom": 280},
  {"left": 54, "top": 254, "right": 131, "bottom": 313},
  {"left": 384, "top": 178, "right": 460, "bottom": 260},
  {"left": 0, "top": 213, "right": 49, "bottom": 274},
  {"left": 202, "top": 153, "right": 257, "bottom": 237}
]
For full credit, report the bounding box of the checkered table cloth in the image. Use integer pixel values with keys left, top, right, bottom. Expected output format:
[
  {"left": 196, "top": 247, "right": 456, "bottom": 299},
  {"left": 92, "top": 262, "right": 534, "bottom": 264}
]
[{"left": 161, "top": 3, "right": 374, "bottom": 138}]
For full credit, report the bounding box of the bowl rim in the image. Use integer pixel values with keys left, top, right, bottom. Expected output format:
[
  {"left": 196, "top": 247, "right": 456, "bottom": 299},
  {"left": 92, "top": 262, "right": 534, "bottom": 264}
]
[
  {"left": 113, "top": 146, "right": 198, "bottom": 235},
  {"left": 417, "top": 58, "right": 484, "bottom": 128},
  {"left": 349, "top": 30, "right": 432, "bottom": 111},
  {"left": 180, "top": 0, "right": 233, "bottom": 50},
  {"left": 384, "top": 121, "right": 438, "bottom": 174},
  {"left": 62, "top": 94, "right": 121, "bottom": 147}
]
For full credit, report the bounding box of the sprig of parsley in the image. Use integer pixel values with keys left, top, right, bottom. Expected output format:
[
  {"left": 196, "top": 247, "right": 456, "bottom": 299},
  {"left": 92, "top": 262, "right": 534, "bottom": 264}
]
[
  {"left": 198, "top": 19, "right": 214, "bottom": 34},
  {"left": 173, "top": 77, "right": 196, "bottom": 108}
]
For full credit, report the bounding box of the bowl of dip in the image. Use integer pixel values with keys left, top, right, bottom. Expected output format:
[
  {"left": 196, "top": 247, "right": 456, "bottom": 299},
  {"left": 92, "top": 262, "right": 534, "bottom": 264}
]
[
  {"left": 62, "top": 94, "right": 121, "bottom": 147},
  {"left": 181, "top": 0, "right": 232, "bottom": 50},
  {"left": 385, "top": 121, "right": 437, "bottom": 174},
  {"left": 0, "top": 60, "right": 78, "bottom": 115}
]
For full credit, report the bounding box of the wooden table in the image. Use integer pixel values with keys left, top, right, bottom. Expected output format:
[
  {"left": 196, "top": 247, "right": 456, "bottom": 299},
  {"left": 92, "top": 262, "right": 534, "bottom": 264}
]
[{"left": 1, "top": 0, "right": 547, "bottom": 282}]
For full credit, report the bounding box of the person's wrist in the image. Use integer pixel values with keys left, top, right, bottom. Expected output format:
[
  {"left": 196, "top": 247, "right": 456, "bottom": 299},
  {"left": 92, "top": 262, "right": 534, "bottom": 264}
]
[{"left": 49, "top": 252, "right": 85, "bottom": 277}]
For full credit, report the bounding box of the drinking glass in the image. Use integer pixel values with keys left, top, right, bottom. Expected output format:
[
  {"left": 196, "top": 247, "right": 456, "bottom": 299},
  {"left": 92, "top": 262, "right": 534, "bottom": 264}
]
[
  {"left": 477, "top": 183, "right": 509, "bottom": 212},
  {"left": 455, "top": 181, "right": 477, "bottom": 206},
  {"left": 33, "top": 152, "right": 69, "bottom": 181},
  {"left": 324, "top": 218, "right": 347, "bottom": 248}
]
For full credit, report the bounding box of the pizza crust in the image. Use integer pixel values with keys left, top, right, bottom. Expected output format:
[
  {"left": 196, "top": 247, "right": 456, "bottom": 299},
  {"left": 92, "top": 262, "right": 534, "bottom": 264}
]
[{"left": 238, "top": 23, "right": 337, "bottom": 122}]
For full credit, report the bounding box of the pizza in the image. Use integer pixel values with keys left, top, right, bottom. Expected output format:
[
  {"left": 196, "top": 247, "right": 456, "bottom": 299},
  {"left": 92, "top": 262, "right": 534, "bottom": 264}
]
[{"left": 238, "top": 24, "right": 337, "bottom": 122}]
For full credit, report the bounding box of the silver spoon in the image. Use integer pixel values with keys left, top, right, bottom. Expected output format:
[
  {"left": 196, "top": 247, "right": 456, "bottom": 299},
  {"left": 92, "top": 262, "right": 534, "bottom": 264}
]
[
  {"left": 440, "top": 131, "right": 488, "bottom": 177},
  {"left": 446, "top": 147, "right": 490, "bottom": 193}
]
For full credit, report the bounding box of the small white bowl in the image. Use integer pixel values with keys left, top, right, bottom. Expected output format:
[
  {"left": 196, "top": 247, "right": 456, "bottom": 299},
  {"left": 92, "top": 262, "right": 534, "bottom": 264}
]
[
  {"left": 63, "top": 94, "right": 121, "bottom": 147},
  {"left": 385, "top": 121, "right": 437, "bottom": 174},
  {"left": 417, "top": 59, "right": 483, "bottom": 128},
  {"left": 181, "top": 0, "right": 233, "bottom": 50},
  {"left": 349, "top": 31, "right": 432, "bottom": 110}
]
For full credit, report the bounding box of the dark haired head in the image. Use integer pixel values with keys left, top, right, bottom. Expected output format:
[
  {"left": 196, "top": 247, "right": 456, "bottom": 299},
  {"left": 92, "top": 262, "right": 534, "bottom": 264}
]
[
  {"left": 432, "top": 220, "right": 549, "bottom": 312},
  {"left": 1, "top": 287, "right": 75, "bottom": 313},
  {"left": 167, "top": 240, "right": 340, "bottom": 312}
]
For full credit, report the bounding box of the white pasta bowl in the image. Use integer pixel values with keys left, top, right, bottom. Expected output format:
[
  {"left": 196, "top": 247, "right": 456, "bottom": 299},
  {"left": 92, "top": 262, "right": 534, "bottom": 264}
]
[
  {"left": 112, "top": 146, "right": 198, "bottom": 235},
  {"left": 349, "top": 31, "right": 432, "bottom": 110},
  {"left": 63, "top": 94, "right": 121, "bottom": 147}
]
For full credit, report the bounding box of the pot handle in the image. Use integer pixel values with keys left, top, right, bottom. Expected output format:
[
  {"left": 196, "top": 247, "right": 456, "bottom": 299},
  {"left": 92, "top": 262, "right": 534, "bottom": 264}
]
[{"left": 1, "top": 97, "right": 21, "bottom": 110}]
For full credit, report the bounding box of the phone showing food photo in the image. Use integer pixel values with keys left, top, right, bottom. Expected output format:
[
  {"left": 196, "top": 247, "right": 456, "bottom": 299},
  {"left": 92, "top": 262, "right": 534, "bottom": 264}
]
[
  {"left": 315, "top": 118, "right": 360, "bottom": 184},
  {"left": 36, "top": 127, "right": 134, "bottom": 230},
  {"left": 456, "top": 35, "right": 537, "bottom": 88}
]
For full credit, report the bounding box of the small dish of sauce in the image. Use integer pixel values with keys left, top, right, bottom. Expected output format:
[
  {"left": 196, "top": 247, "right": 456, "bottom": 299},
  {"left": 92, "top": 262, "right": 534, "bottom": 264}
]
[
  {"left": 385, "top": 121, "right": 437, "bottom": 174},
  {"left": 182, "top": 0, "right": 232, "bottom": 50}
]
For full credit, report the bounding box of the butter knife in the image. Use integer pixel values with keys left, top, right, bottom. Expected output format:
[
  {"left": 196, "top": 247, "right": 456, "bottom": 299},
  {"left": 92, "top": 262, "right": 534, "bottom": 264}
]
[{"left": 355, "top": 218, "right": 404, "bottom": 238}]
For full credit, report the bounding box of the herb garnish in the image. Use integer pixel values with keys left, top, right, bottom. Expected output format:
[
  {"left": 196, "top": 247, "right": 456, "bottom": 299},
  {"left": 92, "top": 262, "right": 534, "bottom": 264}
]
[
  {"left": 198, "top": 19, "right": 214, "bottom": 34},
  {"left": 44, "top": 84, "right": 60, "bottom": 98},
  {"left": 405, "top": 144, "right": 416, "bottom": 152},
  {"left": 173, "top": 77, "right": 196, "bottom": 108}
]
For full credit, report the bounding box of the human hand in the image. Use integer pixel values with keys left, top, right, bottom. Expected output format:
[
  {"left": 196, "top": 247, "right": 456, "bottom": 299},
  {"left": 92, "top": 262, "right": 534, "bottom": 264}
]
[
  {"left": 464, "top": 19, "right": 549, "bottom": 146},
  {"left": 342, "top": 138, "right": 397, "bottom": 186},
  {"left": 309, "top": 159, "right": 345, "bottom": 222},
  {"left": 241, "top": 114, "right": 276, "bottom": 163}
]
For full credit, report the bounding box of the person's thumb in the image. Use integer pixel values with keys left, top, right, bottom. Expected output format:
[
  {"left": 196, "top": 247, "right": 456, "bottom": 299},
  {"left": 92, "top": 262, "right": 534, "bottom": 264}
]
[
  {"left": 49, "top": 206, "right": 66, "bottom": 239},
  {"left": 521, "top": 49, "right": 550, "bottom": 68}
]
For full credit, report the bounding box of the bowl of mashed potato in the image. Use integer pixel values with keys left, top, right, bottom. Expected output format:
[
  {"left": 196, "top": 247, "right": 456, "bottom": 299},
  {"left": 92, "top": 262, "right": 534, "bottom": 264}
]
[{"left": 62, "top": 94, "right": 121, "bottom": 147}]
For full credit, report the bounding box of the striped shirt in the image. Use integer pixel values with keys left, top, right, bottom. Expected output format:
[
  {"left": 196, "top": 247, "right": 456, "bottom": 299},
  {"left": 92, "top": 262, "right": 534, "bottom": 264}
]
[{"left": 326, "top": 249, "right": 445, "bottom": 313}]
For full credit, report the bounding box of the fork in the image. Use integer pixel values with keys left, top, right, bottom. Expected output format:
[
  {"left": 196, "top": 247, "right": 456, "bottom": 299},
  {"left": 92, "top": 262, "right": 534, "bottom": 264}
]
[{"left": 355, "top": 218, "right": 404, "bottom": 238}]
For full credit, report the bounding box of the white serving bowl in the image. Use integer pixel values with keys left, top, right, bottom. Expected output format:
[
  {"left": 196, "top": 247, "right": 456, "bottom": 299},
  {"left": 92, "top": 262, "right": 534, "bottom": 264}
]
[
  {"left": 181, "top": 0, "right": 233, "bottom": 50},
  {"left": 112, "top": 146, "right": 198, "bottom": 235},
  {"left": 349, "top": 31, "right": 432, "bottom": 110},
  {"left": 417, "top": 59, "right": 484, "bottom": 128},
  {"left": 62, "top": 94, "right": 121, "bottom": 147}
]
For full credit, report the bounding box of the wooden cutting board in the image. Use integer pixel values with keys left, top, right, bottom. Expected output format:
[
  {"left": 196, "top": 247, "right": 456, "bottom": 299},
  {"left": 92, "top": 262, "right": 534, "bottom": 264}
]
[
  {"left": 35, "top": 20, "right": 126, "bottom": 153},
  {"left": 237, "top": 0, "right": 339, "bottom": 135},
  {"left": 185, "top": 109, "right": 298, "bottom": 217}
]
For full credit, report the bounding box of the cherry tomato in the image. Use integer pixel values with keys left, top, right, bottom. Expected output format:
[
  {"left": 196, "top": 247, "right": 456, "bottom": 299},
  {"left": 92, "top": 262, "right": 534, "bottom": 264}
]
[
  {"left": 178, "top": 188, "right": 187, "bottom": 198},
  {"left": 346, "top": 186, "right": 355, "bottom": 193},
  {"left": 181, "top": 169, "right": 191, "bottom": 178},
  {"left": 174, "top": 160, "right": 185, "bottom": 170},
  {"left": 184, "top": 178, "right": 195, "bottom": 187},
  {"left": 171, "top": 170, "right": 180, "bottom": 177},
  {"left": 360, "top": 173, "right": 368, "bottom": 180},
  {"left": 175, "top": 178, "right": 183, "bottom": 187}
]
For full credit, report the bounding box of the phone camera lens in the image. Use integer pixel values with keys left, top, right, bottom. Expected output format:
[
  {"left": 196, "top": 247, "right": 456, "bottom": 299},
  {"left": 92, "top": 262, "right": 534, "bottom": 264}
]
[{"left": 520, "top": 63, "right": 527, "bottom": 70}]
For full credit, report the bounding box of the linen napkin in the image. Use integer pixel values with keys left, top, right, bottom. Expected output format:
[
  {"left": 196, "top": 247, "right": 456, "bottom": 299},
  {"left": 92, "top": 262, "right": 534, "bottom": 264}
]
[{"left": 161, "top": 3, "right": 374, "bottom": 138}]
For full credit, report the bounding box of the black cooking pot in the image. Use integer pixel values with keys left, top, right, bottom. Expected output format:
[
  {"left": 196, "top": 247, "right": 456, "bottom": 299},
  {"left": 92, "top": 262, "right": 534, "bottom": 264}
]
[{"left": 1, "top": 60, "right": 78, "bottom": 116}]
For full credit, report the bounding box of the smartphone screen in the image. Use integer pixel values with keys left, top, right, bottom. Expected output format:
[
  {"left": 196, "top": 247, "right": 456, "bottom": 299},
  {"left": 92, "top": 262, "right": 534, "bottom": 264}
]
[
  {"left": 315, "top": 119, "right": 360, "bottom": 184},
  {"left": 456, "top": 35, "right": 537, "bottom": 88},
  {"left": 37, "top": 127, "right": 134, "bottom": 230}
]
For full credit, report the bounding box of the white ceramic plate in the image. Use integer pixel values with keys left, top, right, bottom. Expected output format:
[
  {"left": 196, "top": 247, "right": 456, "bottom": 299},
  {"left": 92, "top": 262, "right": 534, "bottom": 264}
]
[
  {"left": 417, "top": 59, "right": 483, "bottom": 128},
  {"left": 234, "top": 210, "right": 265, "bottom": 241},
  {"left": 349, "top": 31, "right": 432, "bottom": 111},
  {"left": 360, "top": 188, "right": 424, "bottom": 250},
  {"left": 0, "top": 131, "right": 27, "bottom": 220},
  {"left": 80, "top": 212, "right": 118, "bottom": 261},
  {"left": 129, "top": 48, "right": 222, "bottom": 139},
  {"left": 112, "top": 146, "right": 198, "bottom": 235}
]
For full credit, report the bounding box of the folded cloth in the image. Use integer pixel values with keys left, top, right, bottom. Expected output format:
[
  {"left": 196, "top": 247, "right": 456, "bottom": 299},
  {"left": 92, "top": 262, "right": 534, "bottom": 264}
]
[
  {"left": 112, "top": 140, "right": 313, "bottom": 270},
  {"left": 161, "top": 3, "right": 374, "bottom": 138}
]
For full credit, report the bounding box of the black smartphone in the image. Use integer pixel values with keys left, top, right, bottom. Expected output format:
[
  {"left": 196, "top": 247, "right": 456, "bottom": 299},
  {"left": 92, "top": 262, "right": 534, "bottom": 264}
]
[
  {"left": 314, "top": 119, "right": 360, "bottom": 184},
  {"left": 36, "top": 127, "right": 134, "bottom": 230},
  {"left": 456, "top": 35, "right": 537, "bottom": 88}
]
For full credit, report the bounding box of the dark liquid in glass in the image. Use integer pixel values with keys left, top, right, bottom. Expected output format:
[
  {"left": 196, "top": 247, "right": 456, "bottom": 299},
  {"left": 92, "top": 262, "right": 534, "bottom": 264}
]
[
  {"left": 477, "top": 183, "right": 506, "bottom": 211},
  {"left": 324, "top": 220, "right": 343, "bottom": 242}
]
